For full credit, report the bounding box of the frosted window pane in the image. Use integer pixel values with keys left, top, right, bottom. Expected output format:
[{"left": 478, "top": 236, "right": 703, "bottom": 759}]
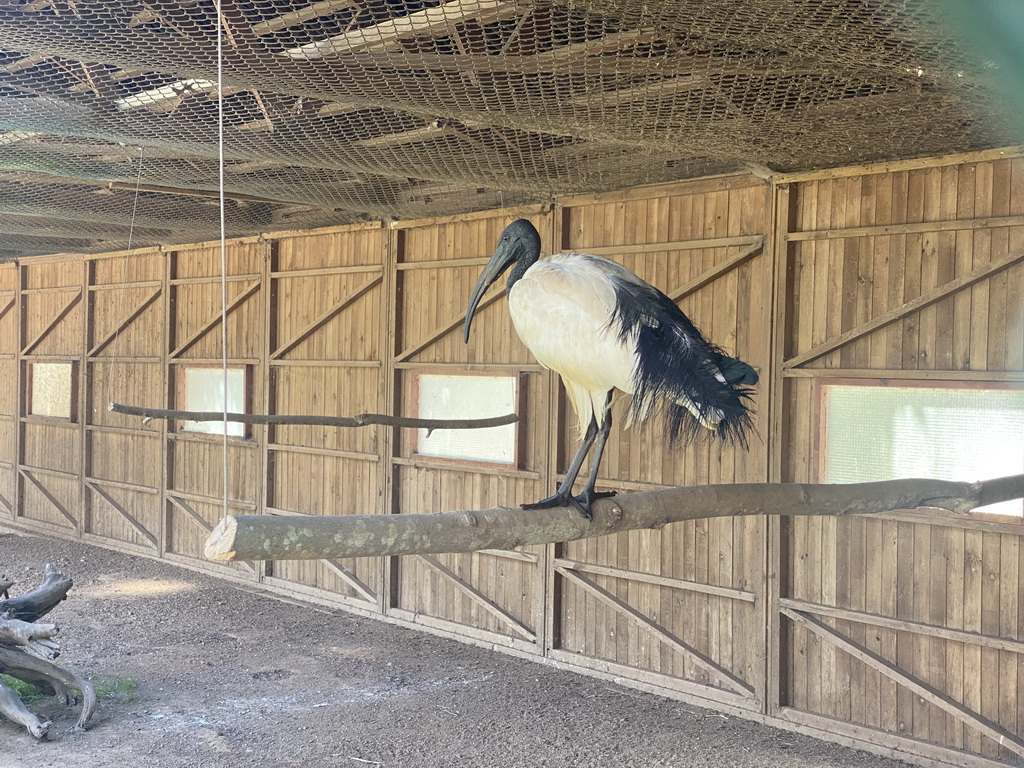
[
  {"left": 181, "top": 368, "right": 246, "bottom": 437},
  {"left": 417, "top": 375, "right": 516, "bottom": 463},
  {"left": 31, "top": 363, "right": 73, "bottom": 418},
  {"left": 823, "top": 385, "right": 1024, "bottom": 516}
]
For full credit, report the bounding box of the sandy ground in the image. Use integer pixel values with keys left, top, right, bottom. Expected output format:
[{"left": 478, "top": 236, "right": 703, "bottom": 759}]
[{"left": 0, "top": 532, "right": 911, "bottom": 768}]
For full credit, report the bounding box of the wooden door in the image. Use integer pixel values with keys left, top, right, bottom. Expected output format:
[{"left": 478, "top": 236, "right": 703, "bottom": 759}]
[
  {"left": 547, "top": 180, "right": 774, "bottom": 713},
  {"left": 15, "top": 259, "right": 84, "bottom": 535},
  {"left": 778, "top": 163, "right": 1024, "bottom": 764},
  {"left": 261, "top": 223, "right": 388, "bottom": 610},
  {"left": 83, "top": 251, "right": 165, "bottom": 553},
  {"left": 388, "top": 211, "right": 553, "bottom": 652}
]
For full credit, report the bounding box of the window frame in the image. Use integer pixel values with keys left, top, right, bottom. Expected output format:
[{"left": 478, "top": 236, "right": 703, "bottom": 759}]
[
  {"left": 25, "top": 360, "right": 79, "bottom": 423},
  {"left": 174, "top": 363, "right": 253, "bottom": 440},
  {"left": 409, "top": 370, "right": 526, "bottom": 470},
  {"left": 815, "top": 377, "right": 1024, "bottom": 523}
]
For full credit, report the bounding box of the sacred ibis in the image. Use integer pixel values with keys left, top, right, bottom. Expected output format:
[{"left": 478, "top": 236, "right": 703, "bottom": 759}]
[{"left": 463, "top": 219, "right": 758, "bottom": 519}]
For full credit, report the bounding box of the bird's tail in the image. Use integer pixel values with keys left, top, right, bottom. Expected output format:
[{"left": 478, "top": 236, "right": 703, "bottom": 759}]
[{"left": 627, "top": 321, "right": 757, "bottom": 448}]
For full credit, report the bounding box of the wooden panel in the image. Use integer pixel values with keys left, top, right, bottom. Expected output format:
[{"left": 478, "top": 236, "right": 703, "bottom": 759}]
[
  {"left": 168, "top": 438, "right": 260, "bottom": 505},
  {"left": 782, "top": 157, "right": 1024, "bottom": 765},
  {"left": 554, "top": 183, "right": 771, "bottom": 706}
]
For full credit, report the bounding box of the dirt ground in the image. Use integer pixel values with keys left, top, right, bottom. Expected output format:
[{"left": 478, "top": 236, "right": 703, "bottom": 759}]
[{"left": 0, "top": 532, "right": 912, "bottom": 768}]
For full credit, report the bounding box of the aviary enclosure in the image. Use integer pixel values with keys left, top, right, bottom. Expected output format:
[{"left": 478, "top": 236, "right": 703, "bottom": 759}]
[{"left": 1, "top": 153, "right": 1023, "bottom": 766}]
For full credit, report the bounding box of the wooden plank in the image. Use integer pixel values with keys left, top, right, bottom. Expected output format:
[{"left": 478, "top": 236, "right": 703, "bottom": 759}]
[
  {"left": 774, "top": 146, "right": 1022, "bottom": 184},
  {"left": 787, "top": 212, "right": 1024, "bottom": 242},
  {"left": 271, "top": 275, "right": 381, "bottom": 359},
  {"left": 579, "top": 234, "right": 761, "bottom": 257},
  {"left": 21, "top": 290, "right": 81, "bottom": 356},
  {"left": 85, "top": 479, "right": 158, "bottom": 548},
  {"left": 780, "top": 598, "right": 1024, "bottom": 654},
  {"left": 782, "top": 368, "right": 1024, "bottom": 381},
  {"left": 251, "top": 0, "right": 355, "bottom": 35},
  {"left": 553, "top": 558, "right": 756, "bottom": 602},
  {"left": 417, "top": 554, "right": 535, "bottom": 641},
  {"left": 394, "top": 287, "right": 502, "bottom": 362},
  {"left": 782, "top": 607, "right": 1024, "bottom": 758},
  {"left": 785, "top": 247, "right": 1024, "bottom": 369},
  {"left": 19, "top": 468, "right": 76, "bottom": 526},
  {"left": 320, "top": 558, "right": 376, "bottom": 603},
  {"left": 88, "top": 288, "right": 161, "bottom": 357},
  {"left": 169, "top": 280, "right": 260, "bottom": 358},
  {"left": 283, "top": 0, "right": 515, "bottom": 59},
  {"left": 558, "top": 566, "right": 753, "bottom": 695},
  {"left": 666, "top": 239, "right": 764, "bottom": 303}
]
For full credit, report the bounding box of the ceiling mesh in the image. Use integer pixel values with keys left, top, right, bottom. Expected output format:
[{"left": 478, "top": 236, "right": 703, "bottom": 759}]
[{"left": 0, "top": 0, "right": 1016, "bottom": 259}]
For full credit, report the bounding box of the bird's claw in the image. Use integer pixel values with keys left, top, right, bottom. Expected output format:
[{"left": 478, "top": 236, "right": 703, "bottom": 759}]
[{"left": 522, "top": 489, "right": 616, "bottom": 520}]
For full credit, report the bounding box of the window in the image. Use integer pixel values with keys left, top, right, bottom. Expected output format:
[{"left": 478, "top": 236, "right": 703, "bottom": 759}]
[
  {"left": 821, "top": 383, "right": 1024, "bottom": 516},
  {"left": 414, "top": 374, "right": 517, "bottom": 464},
  {"left": 177, "top": 366, "right": 248, "bottom": 437},
  {"left": 27, "top": 361, "right": 77, "bottom": 420}
]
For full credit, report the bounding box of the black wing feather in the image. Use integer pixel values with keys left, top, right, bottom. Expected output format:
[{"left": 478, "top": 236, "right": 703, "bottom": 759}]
[{"left": 608, "top": 273, "right": 756, "bottom": 447}]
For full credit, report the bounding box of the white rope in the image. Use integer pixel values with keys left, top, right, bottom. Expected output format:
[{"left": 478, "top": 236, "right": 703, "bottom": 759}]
[
  {"left": 106, "top": 146, "right": 146, "bottom": 410},
  {"left": 215, "top": 2, "right": 229, "bottom": 520}
]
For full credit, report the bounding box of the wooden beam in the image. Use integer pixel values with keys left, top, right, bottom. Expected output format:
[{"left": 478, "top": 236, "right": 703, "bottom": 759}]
[
  {"left": 780, "top": 598, "right": 1024, "bottom": 655},
  {"left": 553, "top": 557, "right": 756, "bottom": 603},
  {"left": 166, "top": 493, "right": 214, "bottom": 533},
  {"left": 320, "top": 558, "right": 376, "bottom": 603},
  {"left": 0, "top": 54, "right": 47, "bottom": 74},
  {"left": 251, "top": 0, "right": 356, "bottom": 35},
  {"left": 667, "top": 239, "right": 764, "bottom": 302},
  {"left": 19, "top": 469, "right": 76, "bottom": 527},
  {"left": 395, "top": 286, "right": 502, "bottom": 362},
  {"left": 169, "top": 281, "right": 260, "bottom": 359},
  {"left": 558, "top": 566, "right": 753, "bottom": 695},
  {"left": 782, "top": 368, "right": 1024, "bottom": 381},
  {"left": 271, "top": 275, "right": 382, "bottom": 359},
  {"left": 417, "top": 554, "right": 535, "bottom": 641},
  {"left": 580, "top": 234, "right": 762, "bottom": 257},
  {"left": 20, "top": 290, "right": 81, "bottom": 356},
  {"left": 88, "top": 287, "right": 161, "bottom": 357},
  {"left": 569, "top": 75, "right": 706, "bottom": 108},
  {"left": 282, "top": 0, "right": 515, "bottom": 59},
  {"left": 106, "top": 181, "right": 294, "bottom": 206},
  {"left": 787, "top": 212, "right": 1024, "bottom": 242},
  {"left": 784, "top": 247, "right": 1024, "bottom": 368},
  {"left": 781, "top": 608, "right": 1024, "bottom": 758},
  {"left": 0, "top": 296, "right": 15, "bottom": 323},
  {"left": 85, "top": 480, "right": 158, "bottom": 549},
  {"left": 354, "top": 123, "right": 453, "bottom": 150}
]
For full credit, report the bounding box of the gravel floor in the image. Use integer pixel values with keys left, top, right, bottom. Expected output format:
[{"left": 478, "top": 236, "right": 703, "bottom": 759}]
[{"left": 0, "top": 531, "right": 912, "bottom": 768}]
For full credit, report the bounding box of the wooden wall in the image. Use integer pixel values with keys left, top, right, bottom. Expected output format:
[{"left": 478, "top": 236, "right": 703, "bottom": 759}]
[{"left": 1, "top": 147, "right": 1022, "bottom": 768}]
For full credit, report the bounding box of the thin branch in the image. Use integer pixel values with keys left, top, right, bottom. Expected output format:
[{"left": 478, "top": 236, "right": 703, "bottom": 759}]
[
  {"left": 205, "top": 474, "right": 1024, "bottom": 562},
  {"left": 109, "top": 402, "right": 518, "bottom": 431}
]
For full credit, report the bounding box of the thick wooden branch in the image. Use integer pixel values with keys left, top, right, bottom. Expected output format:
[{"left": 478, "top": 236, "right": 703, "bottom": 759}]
[
  {"left": 0, "top": 617, "right": 60, "bottom": 660},
  {"left": 206, "top": 474, "right": 1024, "bottom": 562},
  {"left": 0, "top": 563, "right": 73, "bottom": 622},
  {"left": 109, "top": 402, "right": 518, "bottom": 431}
]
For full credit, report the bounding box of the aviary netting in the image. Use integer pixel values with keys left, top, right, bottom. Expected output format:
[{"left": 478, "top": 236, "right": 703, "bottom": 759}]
[{"left": 0, "top": 0, "right": 1017, "bottom": 260}]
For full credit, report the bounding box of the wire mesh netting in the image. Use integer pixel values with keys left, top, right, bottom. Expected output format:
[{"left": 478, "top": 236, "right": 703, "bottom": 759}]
[{"left": 0, "top": 0, "right": 1017, "bottom": 259}]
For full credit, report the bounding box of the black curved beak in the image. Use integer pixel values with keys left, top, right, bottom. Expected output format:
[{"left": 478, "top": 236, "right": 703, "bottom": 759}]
[{"left": 463, "top": 243, "right": 515, "bottom": 343}]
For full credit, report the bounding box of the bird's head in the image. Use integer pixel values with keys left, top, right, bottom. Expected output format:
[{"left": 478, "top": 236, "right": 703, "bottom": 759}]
[{"left": 463, "top": 219, "right": 541, "bottom": 343}]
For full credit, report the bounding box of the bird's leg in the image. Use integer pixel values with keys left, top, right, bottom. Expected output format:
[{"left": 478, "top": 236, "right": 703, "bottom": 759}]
[
  {"left": 523, "top": 392, "right": 616, "bottom": 520},
  {"left": 575, "top": 393, "right": 617, "bottom": 518},
  {"left": 522, "top": 417, "right": 599, "bottom": 512}
]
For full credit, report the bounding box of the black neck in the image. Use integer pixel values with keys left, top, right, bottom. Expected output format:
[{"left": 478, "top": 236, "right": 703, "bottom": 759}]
[{"left": 505, "top": 248, "right": 539, "bottom": 294}]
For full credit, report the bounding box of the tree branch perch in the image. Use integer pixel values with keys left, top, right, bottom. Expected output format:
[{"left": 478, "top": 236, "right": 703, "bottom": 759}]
[
  {"left": 109, "top": 402, "right": 518, "bottom": 432},
  {"left": 205, "top": 474, "right": 1024, "bottom": 562}
]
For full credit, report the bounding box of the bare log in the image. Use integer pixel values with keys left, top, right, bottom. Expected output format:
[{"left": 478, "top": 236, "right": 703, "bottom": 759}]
[
  {"left": 109, "top": 402, "right": 518, "bottom": 432},
  {"left": 205, "top": 474, "right": 1024, "bottom": 562},
  {"left": 0, "top": 563, "right": 73, "bottom": 622},
  {"left": 0, "top": 565, "right": 97, "bottom": 736}
]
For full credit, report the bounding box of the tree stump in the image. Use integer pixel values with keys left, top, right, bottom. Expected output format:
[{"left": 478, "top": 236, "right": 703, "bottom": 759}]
[{"left": 0, "top": 564, "right": 97, "bottom": 739}]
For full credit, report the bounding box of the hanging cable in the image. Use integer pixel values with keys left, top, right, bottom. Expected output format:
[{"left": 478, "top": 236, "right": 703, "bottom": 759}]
[
  {"left": 106, "top": 146, "right": 146, "bottom": 411},
  {"left": 215, "top": 1, "right": 230, "bottom": 521}
]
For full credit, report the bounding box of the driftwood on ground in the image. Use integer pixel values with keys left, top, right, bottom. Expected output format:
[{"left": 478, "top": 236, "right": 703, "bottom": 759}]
[
  {"left": 206, "top": 474, "right": 1024, "bottom": 562},
  {"left": 0, "top": 564, "right": 97, "bottom": 738}
]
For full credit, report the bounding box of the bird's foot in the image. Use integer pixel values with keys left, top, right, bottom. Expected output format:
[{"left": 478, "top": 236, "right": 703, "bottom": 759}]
[{"left": 522, "top": 489, "right": 616, "bottom": 520}]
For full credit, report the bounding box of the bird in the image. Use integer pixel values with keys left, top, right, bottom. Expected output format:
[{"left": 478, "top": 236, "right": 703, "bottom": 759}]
[{"left": 463, "top": 218, "right": 758, "bottom": 520}]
